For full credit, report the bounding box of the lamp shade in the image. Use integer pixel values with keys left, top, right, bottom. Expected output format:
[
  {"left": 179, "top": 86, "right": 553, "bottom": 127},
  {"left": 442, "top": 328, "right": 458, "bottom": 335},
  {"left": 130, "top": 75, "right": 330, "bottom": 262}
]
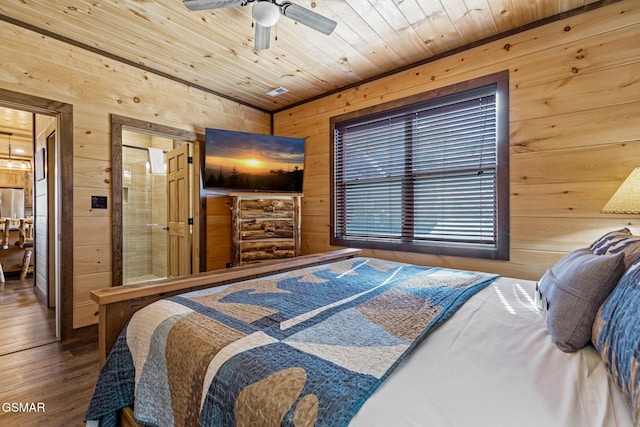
[
  {"left": 252, "top": 1, "right": 280, "bottom": 27},
  {"left": 602, "top": 167, "right": 640, "bottom": 214}
]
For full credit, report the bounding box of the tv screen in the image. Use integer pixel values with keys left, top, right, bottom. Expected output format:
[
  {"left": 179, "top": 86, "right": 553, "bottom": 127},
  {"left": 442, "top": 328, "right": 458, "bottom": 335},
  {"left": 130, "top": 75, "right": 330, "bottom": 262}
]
[{"left": 204, "top": 128, "right": 305, "bottom": 193}]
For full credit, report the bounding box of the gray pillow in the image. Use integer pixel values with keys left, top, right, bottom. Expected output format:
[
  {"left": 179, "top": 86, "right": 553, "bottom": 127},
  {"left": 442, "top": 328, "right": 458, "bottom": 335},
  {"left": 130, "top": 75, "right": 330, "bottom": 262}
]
[{"left": 537, "top": 248, "right": 625, "bottom": 352}]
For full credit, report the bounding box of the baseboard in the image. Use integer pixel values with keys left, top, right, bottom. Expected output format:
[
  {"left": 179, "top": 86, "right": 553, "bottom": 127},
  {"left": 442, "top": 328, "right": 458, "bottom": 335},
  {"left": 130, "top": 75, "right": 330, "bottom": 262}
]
[
  {"left": 70, "top": 323, "right": 98, "bottom": 341},
  {"left": 33, "top": 284, "right": 47, "bottom": 305}
]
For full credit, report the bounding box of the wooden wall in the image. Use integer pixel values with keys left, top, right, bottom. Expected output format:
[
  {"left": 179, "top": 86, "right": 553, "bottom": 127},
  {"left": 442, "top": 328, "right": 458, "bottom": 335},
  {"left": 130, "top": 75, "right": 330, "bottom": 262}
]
[
  {"left": 205, "top": 195, "right": 234, "bottom": 270},
  {"left": 274, "top": 0, "right": 640, "bottom": 281},
  {"left": 0, "top": 20, "right": 270, "bottom": 328}
]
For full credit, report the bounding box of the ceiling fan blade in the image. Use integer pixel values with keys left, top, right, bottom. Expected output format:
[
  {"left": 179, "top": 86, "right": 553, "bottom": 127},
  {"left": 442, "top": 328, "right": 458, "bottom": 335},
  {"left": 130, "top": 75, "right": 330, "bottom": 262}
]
[
  {"left": 183, "top": 0, "right": 248, "bottom": 11},
  {"left": 254, "top": 23, "right": 271, "bottom": 50},
  {"left": 280, "top": 2, "right": 337, "bottom": 36}
]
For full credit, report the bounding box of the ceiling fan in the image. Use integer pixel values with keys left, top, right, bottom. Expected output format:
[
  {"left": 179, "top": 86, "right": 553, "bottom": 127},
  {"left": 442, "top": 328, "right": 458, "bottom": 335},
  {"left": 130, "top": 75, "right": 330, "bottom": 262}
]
[{"left": 183, "top": 0, "right": 337, "bottom": 50}]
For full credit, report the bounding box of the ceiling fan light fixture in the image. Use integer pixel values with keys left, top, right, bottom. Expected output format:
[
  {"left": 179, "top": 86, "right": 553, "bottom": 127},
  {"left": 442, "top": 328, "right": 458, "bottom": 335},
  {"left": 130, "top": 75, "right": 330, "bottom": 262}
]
[
  {"left": 185, "top": 0, "right": 337, "bottom": 51},
  {"left": 252, "top": 1, "right": 280, "bottom": 27}
]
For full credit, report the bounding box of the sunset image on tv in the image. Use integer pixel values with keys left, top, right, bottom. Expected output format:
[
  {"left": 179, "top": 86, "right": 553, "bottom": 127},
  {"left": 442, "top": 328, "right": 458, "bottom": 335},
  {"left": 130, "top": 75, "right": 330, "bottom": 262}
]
[{"left": 204, "top": 128, "right": 305, "bottom": 192}]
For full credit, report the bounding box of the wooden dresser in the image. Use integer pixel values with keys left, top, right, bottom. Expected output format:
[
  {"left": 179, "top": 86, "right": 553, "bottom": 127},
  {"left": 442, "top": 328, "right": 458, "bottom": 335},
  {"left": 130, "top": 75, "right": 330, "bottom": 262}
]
[{"left": 230, "top": 193, "right": 302, "bottom": 266}]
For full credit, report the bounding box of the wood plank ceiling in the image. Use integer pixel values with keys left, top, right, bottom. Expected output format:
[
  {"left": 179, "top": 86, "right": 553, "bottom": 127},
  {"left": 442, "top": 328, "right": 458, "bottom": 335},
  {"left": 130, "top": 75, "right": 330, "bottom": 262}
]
[{"left": 0, "top": 0, "right": 610, "bottom": 118}]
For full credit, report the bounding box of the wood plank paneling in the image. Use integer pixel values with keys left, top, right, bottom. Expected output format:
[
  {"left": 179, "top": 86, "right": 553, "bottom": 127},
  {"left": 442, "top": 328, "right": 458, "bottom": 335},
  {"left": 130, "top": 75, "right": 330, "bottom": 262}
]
[
  {"left": 73, "top": 301, "right": 99, "bottom": 329},
  {"left": 74, "top": 187, "right": 111, "bottom": 217},
  {"left": 74, "top": 272, "right": 112, "bottom": 305},
  {"left": 73, "top": 217, "right": 111, "bottom": 247},
  {"left": 511, "top": 142, "right": 638, "bottom": 185},
  {"left": 511, "top": 101, "right": 640, "bottom": 153},
  {"left": 206, "top": 195, "right": 233, "bottom": 270},
  {"left": 275, "top": 1, "right": 640, "bottom": 281},
  {"left": 72, "top": 158, "right": 112, "bottom": 189},
  {"left": 510, "top": 26, "right": 640, "bottom": 90},
  {"left": 510, "top": 181, "right": 624, "bottom": 217},
  {"left": 73, "top": 245, "right": 112, "bottom": 276},
  {"left": 510, "top": 217, "right": 640, "bottom": 252},
  {"left": 73, "top": 128, "right": 111, "bottom": 161},
  {"left": 511, "top": 62, "right": 640, "bottom": 121}
]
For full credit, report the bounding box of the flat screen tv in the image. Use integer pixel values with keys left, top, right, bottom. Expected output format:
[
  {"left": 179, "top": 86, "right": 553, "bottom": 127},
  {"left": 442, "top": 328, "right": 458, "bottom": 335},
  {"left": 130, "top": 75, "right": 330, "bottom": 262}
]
[{"left": 204, "top": 128, "right": 305, "bottom": 193}]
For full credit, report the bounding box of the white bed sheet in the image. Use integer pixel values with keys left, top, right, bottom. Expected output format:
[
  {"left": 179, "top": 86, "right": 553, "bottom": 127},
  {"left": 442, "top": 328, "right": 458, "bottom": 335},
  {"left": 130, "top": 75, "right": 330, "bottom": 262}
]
[{"left": 350, "top": 277, "right": 634, "bottom": 427}]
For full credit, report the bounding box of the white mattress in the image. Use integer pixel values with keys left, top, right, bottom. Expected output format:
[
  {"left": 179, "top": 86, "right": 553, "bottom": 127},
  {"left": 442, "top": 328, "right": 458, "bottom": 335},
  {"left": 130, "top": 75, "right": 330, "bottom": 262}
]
[{"left": 350, "top": 277, "right": 634, "bottom": 427}]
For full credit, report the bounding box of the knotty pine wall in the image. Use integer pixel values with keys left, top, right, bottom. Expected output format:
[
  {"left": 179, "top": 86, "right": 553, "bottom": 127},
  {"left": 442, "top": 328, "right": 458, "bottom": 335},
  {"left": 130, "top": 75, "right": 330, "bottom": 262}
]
[
  {"left": 274, "top": 0, "right": 640, "bottom": 281},
  {"left": 0, "top": 21, "right": 270, "bottom": 329}
]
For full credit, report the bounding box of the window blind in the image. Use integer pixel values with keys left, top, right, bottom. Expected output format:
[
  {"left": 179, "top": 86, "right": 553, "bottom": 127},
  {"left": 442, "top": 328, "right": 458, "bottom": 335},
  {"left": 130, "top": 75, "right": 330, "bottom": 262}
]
[{"left": 332, "top": 79, "right": 508, "bottom": 259}]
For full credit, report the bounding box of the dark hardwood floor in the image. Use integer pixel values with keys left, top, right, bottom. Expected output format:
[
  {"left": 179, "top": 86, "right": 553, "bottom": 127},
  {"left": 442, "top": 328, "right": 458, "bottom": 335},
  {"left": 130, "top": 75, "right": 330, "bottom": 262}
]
[
  {"left": 0, "top": 274, "right": 100, "bottom": 426},
  {"left": 0, "top": 274, "right": 56, "bottom": 356}
]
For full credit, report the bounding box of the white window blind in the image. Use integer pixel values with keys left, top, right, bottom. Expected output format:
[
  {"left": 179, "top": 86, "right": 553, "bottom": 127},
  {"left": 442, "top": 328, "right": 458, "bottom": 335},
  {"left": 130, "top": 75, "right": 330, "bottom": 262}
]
[{"left": 332, "top": 77, "right": 509, "bottom": 260}]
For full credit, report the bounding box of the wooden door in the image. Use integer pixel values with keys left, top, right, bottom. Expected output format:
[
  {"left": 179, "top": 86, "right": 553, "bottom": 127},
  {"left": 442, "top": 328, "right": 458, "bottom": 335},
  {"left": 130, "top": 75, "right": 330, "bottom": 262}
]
[
  {"left": 167, "top": 144, "right": 191, "bottom": 277},
  {"left": 34, "top": 122, "right": 56, "bottom": 308}
]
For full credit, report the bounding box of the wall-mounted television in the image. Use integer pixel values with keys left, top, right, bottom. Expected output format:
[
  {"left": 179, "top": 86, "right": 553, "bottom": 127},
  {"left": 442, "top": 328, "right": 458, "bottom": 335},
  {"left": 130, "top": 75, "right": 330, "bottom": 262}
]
[{"left": 204, "top": 128, "right": 305, "bottom": 193}]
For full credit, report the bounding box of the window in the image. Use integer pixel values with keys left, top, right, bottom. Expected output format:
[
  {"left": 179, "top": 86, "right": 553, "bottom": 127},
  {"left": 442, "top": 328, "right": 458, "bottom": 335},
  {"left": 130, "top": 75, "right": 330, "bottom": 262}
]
[{"left": 330, "top": 72, "right": 509, "bottom": 260}]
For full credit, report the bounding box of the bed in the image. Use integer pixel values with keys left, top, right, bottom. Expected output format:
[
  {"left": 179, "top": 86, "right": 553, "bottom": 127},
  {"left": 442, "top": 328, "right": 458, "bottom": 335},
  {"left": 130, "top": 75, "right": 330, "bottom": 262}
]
[{"left": 86, "top": 234, "right": 640, "bottom": 427}]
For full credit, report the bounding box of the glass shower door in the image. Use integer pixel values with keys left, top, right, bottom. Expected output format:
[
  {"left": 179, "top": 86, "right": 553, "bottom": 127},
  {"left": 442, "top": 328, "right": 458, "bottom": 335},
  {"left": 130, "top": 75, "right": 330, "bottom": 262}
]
[{"left": 122, "top": 145, "right": 168, "bottom": 285}]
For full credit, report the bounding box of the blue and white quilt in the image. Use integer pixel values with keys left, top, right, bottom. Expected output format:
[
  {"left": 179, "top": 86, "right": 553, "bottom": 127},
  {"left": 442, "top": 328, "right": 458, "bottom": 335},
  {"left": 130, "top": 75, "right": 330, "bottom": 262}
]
[{"left": 86, "top": 257, "right": 498, "bottom": 426}]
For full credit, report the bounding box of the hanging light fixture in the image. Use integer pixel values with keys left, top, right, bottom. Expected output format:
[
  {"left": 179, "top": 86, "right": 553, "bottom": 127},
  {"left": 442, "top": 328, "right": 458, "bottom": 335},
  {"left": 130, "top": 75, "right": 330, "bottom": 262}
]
[
  {"left": 0, "top": 131, "right": 14, "bottom": 169},
  {"left": 7, "top": 132, "right": 13, "bottom": 168},
  {"left": 0, "top": 131, "right": 31, "bottom": 170}
]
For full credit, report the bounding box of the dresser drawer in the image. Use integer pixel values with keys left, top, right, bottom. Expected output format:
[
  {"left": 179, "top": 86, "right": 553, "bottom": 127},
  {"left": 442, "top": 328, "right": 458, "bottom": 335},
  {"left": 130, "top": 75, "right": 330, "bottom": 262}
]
[
  {"left": 239, "top": 219, "right": 294, "bottom": 240},
  {"left": 238, "top": 198, "right": 294, "bottom": 218},
  {"left": 240, "top": 241, "right": 295, "bottom": 263}
]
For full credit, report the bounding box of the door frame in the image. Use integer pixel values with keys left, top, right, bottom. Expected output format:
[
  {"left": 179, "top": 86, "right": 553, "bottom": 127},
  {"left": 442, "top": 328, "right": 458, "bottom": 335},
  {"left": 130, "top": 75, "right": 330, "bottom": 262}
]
[
  {"left": 110, "top": 114, "right": 204, "bottom": 286},
  {"left": 0, "top": 87, "right": 73, "bottom": 341}
]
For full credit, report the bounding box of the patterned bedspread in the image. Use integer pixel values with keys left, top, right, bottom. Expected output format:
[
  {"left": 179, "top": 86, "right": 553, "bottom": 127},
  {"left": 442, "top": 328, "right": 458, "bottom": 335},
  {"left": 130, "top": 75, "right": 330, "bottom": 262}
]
[{"left": 86, "top": 257, "right": 498, "bottom": 427}]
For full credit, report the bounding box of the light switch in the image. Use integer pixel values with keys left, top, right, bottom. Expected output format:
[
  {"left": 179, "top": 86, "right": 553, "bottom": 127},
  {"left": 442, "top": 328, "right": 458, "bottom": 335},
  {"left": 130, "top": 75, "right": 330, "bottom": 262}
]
[{"left": 91, "top": 196, "right": 108, "bottom": 209}]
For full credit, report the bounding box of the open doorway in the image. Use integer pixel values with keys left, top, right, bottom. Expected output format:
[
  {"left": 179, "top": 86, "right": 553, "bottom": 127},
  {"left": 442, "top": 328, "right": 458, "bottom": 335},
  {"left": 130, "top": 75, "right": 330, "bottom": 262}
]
[
  {"left": 0, "top": 108, "right": 56, "bottom": 355},
  {"left": 111, "top": 114, "right": 203, "bottom": 286},
  {"left": 120, "top": 133, "right": 192, "bottom": 284},
  {"left": 0, "top": 87, "right": 74, "bottom": 343}
]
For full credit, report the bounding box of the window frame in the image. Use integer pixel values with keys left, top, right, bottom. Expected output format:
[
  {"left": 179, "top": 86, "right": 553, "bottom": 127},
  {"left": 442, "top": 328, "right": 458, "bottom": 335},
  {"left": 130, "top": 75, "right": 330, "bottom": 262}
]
[{"left": 330, "top": 71, "right": 510, "bottom": 260}]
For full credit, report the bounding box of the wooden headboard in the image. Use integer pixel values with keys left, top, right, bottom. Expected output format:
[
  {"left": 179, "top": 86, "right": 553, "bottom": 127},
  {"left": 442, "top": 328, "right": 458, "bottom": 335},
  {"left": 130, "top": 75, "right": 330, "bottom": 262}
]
[{"left": 91, "top": 248, "right": 362, "bottom": 363}]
